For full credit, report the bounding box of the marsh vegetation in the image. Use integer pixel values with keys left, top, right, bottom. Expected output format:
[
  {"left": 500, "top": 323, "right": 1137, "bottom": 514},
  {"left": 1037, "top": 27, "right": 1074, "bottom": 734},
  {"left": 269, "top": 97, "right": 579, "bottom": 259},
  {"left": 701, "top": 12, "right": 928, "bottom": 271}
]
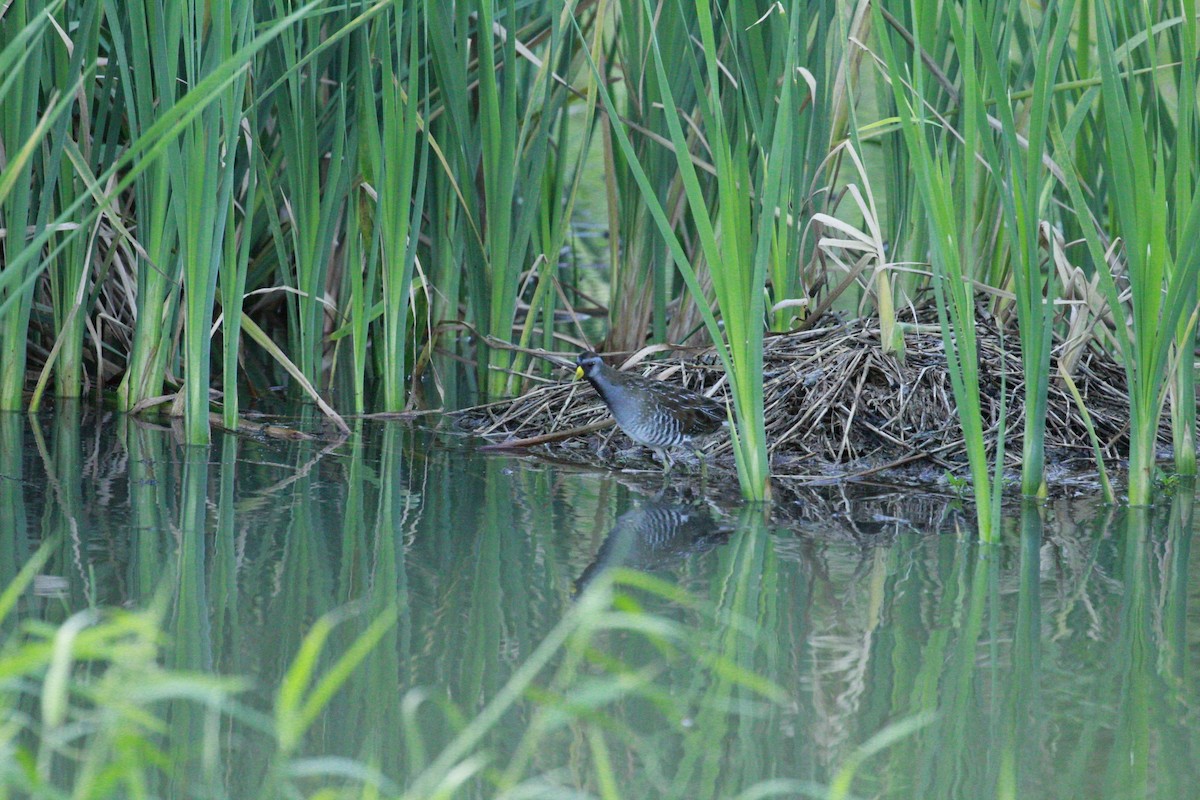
[
  {"left": 2, "top": 0, "right": 1198, "bottom": 509},
  {"left": 3, "top": 0, "right": 1200, "bottom": 796}
]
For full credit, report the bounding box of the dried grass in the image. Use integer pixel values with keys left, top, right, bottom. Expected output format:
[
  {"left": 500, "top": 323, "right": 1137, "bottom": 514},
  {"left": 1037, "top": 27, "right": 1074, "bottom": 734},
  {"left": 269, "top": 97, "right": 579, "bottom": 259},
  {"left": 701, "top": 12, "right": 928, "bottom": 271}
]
[{"left": 460, "top": 310, "right": 1157, "bottom": 495}]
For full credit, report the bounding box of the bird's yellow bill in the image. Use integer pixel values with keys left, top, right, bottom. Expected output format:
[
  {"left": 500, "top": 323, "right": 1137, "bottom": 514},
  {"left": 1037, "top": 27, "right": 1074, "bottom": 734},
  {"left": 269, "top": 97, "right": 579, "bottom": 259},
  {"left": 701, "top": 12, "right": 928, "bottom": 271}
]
[{"left": 574, "top": 366, "right": 584, "bottom": 380}]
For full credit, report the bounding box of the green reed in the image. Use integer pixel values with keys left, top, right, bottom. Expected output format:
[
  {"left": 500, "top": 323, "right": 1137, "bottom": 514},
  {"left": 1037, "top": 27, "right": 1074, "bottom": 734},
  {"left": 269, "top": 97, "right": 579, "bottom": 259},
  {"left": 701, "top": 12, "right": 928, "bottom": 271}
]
[
  {"left": 874, "top": 0, "right": 1006, "bottom": 541},
  {"left": 3, "top": 0, "right": 1199, "bottom": 508},
  {"left": 95, "top": 0, "right": 320, "bottom": 429},
  {"left": 602, "top": 0, "right": 700, "bottom": 352},
  {"left": 765, "top": 2, "right": 839, "bottom": 335},
  {"left": 677, "top": 0, "right": 801, "bottom": 501},
  {"left": 972, "top": 0, "right": 1076, "bottom": 499},
  {"left": 266, "top": 3, "right": 355, "bottom": 393},
  {"left": 0, "top": 3, "right": 71, "bottom": 410},
  {"left": 33, "top": 1, "right": 103, "bottom": 405},
  {"left": 4, "top": 0, "right": 359, "bottom": 431},
  {"left": 220, "top": 91, "right": 258, "bottom": 429},
  {"left": 108, "top": 0, "right": 183, "bottom": 415},
  {"left": 1056, "top": 2, "right": 1200, "bottom": 505},
  {"left": 172, "top": 3, "right": 257, "bottom": 444},
  {"left": 360, "top": 0, "right": 426, "bottom": 412},
  {"left": 865, "top": 0, "right": 1200, "bottom": 507},
  {"left": 1168, "top": 5, "right": 1199, "bottom": 478},
  {"left": 507, "top": 5, "right": 603, "bottom": 392},
  {"left": 0, "top": 555, "right": 395, "bottom": 797},
  {"left": 340, "top": 170, "right": 377, "bottom": 414},
  {"left": 424, "top": 2, "right": 567, "bottom": 398}
]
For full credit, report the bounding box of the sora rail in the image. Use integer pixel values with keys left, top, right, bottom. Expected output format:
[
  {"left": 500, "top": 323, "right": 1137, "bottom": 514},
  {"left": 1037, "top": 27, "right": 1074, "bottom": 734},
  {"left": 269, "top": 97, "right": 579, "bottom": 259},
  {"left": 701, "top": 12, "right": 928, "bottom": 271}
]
[{"left": 574, "top": 351, "right": 727, "bottom": 473}]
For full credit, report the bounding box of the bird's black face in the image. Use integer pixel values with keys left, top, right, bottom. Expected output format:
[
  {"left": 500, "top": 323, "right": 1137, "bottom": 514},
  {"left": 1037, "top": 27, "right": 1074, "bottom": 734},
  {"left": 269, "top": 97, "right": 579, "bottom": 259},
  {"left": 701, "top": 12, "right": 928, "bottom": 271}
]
[{"left": 575, "top": 351, "right": 603, "bottom": 381}]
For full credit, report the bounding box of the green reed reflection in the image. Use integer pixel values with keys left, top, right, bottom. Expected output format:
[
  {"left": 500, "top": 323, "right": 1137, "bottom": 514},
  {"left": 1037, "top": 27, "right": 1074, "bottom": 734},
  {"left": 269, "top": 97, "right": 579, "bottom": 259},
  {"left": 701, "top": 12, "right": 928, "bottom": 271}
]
[
  {"left": 1002, "top": 504, "right": 1044, "bottom": 797},
  {"left": 124, "top": 418, "right": 171, "bottom": 606},
  {"left": 167, "top": 448, "right": 212, "bottom": 791},
  {"left": 0, "top": 413, "right": 31, "bottom": 640},
  {"left": 848, "top": 497, "right": 1199, "bottom": 800},
  {"left": 671, "top": 508, "right": 792, "bottom": 800},
  {"left": 1104, "top": 503, "right": 1195, "bottom": 800},
  {"left": 0, "top": 414, "right": 1197, "bottom": 798},
  {"left": 30, "top": 404, "right": 83, "bottom": 612}
]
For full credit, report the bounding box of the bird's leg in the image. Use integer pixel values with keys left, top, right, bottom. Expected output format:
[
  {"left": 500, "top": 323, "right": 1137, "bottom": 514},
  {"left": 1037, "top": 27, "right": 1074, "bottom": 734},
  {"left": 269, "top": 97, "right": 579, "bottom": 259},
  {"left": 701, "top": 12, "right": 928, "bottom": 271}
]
[
  {"left": 657, "top": 448, "right": 674, "bottom": 477},
  {"left": 695, "top": 447, "right": 708, "bottom": 487}
]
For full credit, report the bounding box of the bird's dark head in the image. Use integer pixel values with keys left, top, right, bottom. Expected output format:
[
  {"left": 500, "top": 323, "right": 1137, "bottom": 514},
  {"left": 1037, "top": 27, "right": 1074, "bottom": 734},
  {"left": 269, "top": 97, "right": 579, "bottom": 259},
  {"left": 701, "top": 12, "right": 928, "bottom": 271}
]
[{"left": 575, "top": 351, "right": 604, "bottom": 381}]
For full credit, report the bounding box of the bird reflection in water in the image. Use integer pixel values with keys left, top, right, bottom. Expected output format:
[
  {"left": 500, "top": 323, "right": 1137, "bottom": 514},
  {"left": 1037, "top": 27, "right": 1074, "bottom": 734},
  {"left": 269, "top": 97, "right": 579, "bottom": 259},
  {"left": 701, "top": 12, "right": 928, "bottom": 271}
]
[{"left": 574, "top": 502, "right": 731, "bottom": 596}]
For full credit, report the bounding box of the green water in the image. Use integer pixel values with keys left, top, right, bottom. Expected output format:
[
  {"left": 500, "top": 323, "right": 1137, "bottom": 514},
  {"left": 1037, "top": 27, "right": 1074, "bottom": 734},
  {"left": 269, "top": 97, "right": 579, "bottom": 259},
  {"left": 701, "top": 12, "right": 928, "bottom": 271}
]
[{"left": 2, "top": 407, "right": 1198, "bottom": 798}]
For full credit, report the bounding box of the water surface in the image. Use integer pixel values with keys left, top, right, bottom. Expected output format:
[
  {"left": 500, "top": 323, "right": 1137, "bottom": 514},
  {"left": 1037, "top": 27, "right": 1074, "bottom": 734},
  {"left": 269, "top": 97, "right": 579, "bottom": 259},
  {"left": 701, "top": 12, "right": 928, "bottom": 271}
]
[{"left": 2, "top": 407, "right": 1197, "bottom": 798}]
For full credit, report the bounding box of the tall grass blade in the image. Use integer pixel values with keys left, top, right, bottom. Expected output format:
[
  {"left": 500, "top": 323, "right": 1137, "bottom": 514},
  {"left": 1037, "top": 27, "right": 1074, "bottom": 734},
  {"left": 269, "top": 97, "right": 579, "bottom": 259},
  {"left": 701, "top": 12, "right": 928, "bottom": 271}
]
[
  {"left": 971, "top": 0, "right": 1075, "bottom": 498},
  {"left": 107, "top": 0, "right": 183, "bottom": 414},
  {"left": 872, "top": 0, "right": 1003, "bottom": 539},
  {"left": 1169, "top": 1, "right": 1199, "bottom": 476},
  {"left": 1054, "top": 3, "right": 1200, "bottom": 504},
  {"left": 267, "top": 1, "right": 354, "bottom": 394},
  {"left": 173, "top": 1, "right": 256, "bottom": 444},
  {"left": 371, "top": 0, "right": 427, "bottom": 411},
  {"left": 0, "top": 3, "right": 64, "bottom": 409}
]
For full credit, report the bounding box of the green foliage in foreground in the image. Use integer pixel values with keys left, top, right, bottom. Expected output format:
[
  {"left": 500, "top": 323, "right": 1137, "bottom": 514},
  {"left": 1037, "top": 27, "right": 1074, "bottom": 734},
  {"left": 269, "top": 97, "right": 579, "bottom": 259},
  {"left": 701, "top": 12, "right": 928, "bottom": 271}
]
[
  {"left": 0, "top": 556, "right": 822, "bottom": 798},
  {"left": 2, "top": 0, "right": 1199, "bottom": 508}
]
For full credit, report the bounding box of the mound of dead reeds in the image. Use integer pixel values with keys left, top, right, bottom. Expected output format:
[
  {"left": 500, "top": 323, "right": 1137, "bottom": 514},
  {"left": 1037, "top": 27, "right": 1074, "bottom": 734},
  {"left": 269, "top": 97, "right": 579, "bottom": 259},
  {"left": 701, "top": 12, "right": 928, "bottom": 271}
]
[{"left": 461, "top": 312, "right": 1155, "bottom": 494}]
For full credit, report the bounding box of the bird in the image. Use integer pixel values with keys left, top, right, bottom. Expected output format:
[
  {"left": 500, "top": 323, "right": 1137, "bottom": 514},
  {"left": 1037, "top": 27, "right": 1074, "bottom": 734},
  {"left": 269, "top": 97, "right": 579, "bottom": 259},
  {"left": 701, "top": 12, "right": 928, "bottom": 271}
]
[{"left": 574, "top": 350, "right": 727, "bottom": 474}]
